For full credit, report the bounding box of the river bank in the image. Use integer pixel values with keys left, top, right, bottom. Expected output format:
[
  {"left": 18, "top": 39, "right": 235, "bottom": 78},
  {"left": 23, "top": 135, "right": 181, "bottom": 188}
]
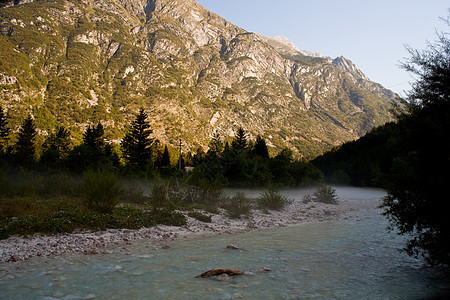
[{"left": 0, "top": 187, "right": 383, "bottom": 263}]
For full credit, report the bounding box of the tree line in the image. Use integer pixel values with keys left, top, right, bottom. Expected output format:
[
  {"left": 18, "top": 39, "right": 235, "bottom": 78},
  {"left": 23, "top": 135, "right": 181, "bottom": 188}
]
[{"left": 0, "top": 107, "right": 322, "bottom": 187}]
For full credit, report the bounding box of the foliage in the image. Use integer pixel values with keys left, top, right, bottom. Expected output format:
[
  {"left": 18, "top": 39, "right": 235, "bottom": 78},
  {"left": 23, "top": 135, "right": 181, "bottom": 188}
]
[
  {"left": 231, "top": 127, "right": 247, "bottom": 152},
  {"left": 40, "top": 126, "right": 72, "bottom": 168},
  {"left": 311, "top": 123, "right": 398, "bottom": 186},
  {"left": 0, "top": 105, "right": 9, "bottom": 154},
  {"left": 159, "top": 145, "right": 171, "bottom": 167},
  {"left": 222, "top": 192, "right": 253, "bottom": 219},
  {"left": 67, "top": 123, "right": 119, "bottom": 170},
  {"left": 305, "top": 185, "right": 339, "bottom": 204},
  {"left": 14, "top": 115, "right": 37, "bottom": 165},
  {"left": 82, "top": 168, "right": 124, "bottom": 213},
  {"left": 0, "top": 196, "right": 186, "bottom": 240},
  {"left": 252, "top": 135, "right": 269, "bottom": 158},
  {"left": 121, "top": 109, "right": 154, "bottom": 169},
  {"left": 256, "top": 187, "right": 292, "bottom": 211},
  {"left": 188, "top": 211, "right": 212, "bottom": 223},
  {"left": 381, "top": 19, "right": 450, "bottom": 266}
]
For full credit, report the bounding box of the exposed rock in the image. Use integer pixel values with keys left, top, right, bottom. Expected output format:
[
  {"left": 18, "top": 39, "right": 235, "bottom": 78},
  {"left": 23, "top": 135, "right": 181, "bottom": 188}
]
[
  {"left": 0, "top": 0, "right": 400, "bottom": 157},
  {"left": 226, "top": 244, "right": 241, "bottom": 250},
  {"left": 195, "top": 269, "right": 245, "bottom": 278}
]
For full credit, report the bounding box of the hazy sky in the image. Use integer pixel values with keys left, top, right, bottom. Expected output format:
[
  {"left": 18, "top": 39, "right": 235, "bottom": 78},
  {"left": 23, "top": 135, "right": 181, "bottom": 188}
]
[{"left": 196, "top": 0, "right": 449, "bottom": 96}]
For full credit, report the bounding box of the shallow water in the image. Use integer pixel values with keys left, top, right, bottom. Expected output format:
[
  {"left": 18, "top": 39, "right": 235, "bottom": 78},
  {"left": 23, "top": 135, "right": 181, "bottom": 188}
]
[{"left": 1, "top": 188, "right": 449, "bottom": 299}]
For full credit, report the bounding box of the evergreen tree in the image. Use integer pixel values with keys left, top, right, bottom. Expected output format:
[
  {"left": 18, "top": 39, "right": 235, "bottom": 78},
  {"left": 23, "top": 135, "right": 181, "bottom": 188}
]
[
  {"left": 83, "top": 122, "right": 105, "bottom": 150},
  {"left": 121, "top": 109, "right": 153, "bottom": 168},
  {"left": 160, "top": 145, "right": 171, "bottom": 167},
  {"left": 231, "top": 127, "right": 247, "bottom": 152},
  {"left": 40, "top": 126, "right": 71, "bottom": 167},
  {"left": 208, "top": 132, "right": 223, "bottom": 154},
  {"left": 252, "top": 135, "right": 269, "bottom": 158},
  {"left": 15, "top": 115, "right": 37, "bottom": 165},
  {"left": 0, "top": 105, "right": 9, "bottom": 154},
  {"left": 68, "top": 122, "right": 117, "bottom": 170}
]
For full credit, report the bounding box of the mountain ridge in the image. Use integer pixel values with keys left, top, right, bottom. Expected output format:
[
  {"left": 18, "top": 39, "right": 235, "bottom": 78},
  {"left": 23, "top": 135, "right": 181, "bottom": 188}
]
[{"left": 0, "top": 0, "right": 398, "bottom": 157}]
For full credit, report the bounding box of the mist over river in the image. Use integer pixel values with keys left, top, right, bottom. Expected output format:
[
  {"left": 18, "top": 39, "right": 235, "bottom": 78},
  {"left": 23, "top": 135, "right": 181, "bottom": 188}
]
[{"left": 1, "top": 187, "right": 449, "bottom": 299}]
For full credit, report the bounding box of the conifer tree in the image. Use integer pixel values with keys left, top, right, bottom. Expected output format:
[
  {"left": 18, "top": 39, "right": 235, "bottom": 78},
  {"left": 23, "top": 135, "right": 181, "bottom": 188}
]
[
  {"left": 83, "top": 122, "right": 105, "bottom": 150},
  {"left": 41, "top": 126, "right": 71, "bottom": 166},
  {"left": 0, "top": 105, "right": 9, "bottom": 153},
  {"left": 208, "top": 132, "right": 223, "bottom": 154},
  {"left": 160, "top": 145, "right": 171, "bottom": 167},
  {"left": 231, "top": 127, "right": 247, "bottom": 152},
  {"left": 15, "top": 115, "right": 37, "bottom": 165},
  {"left": 253, "top": 135, "right": 269, "bottom": 158},
  {"left": 121, "top": 109, "right": 153, "bottom": 168}
]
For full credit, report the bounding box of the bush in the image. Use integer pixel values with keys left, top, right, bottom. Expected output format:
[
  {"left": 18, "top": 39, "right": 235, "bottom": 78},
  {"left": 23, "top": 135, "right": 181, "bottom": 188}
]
[
  {"left": 222, "top": 192, "right": 253, "bottom": 219},
  {"left": 82, "top": 168, "right": 124, "bottom": 213},
  {"left": 188, "top": 211, "right": 212, "bottom": 223},
  {"left": 310, "top": 185, "right": 339, "bottom": 204},
  {"left": 257, "top": 187, "right": 292, "bottom": 211},
  {"left": 152, "top": 208, "right": 187, "bottom": 227}
]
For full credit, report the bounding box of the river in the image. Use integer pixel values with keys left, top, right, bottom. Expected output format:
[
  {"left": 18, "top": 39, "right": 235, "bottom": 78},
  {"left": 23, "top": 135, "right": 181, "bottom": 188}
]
[{"left": 0, "top": 188, "right": 449, "bottom": 299}]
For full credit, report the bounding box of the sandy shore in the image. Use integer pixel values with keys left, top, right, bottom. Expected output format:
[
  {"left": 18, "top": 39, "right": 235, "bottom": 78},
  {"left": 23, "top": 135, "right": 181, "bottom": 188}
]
[{"left": 0, "top": 189, "right": 381, "bottom": 263}]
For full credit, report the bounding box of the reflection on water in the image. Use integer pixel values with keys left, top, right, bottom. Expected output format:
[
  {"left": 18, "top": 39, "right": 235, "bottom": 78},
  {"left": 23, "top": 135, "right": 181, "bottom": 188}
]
[{"left": 1, "top": 188, "right": 449, "bottom": 299}]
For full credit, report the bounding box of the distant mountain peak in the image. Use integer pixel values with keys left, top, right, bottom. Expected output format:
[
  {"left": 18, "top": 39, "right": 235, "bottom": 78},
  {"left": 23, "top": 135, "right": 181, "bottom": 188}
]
[
  {"left": 0, "top": 0, "right": 398, "bottom": 157},
  {"left": 332, "top": 56, "right": 369, "bottom": 81},
  {"left": 259, "top": 35, "right": 325, "bottom": 58}
]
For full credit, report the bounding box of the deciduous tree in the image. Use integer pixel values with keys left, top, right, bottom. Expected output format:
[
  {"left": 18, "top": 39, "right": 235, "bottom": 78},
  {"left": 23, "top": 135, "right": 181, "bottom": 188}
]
[{"left": 381, "top": 17, "right": 450, "bottom": 266}]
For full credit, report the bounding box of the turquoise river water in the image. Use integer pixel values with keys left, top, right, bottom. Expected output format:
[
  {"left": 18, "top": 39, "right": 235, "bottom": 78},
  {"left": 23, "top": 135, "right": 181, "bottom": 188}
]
[{"left": 1, "top": 188, "right": 449, "bottom": 299}]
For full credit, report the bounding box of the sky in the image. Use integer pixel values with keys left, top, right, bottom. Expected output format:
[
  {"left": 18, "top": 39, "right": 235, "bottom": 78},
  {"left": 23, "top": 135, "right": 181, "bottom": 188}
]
[{"left": 196, "top": 0, "right": 449, "bottom": 96}]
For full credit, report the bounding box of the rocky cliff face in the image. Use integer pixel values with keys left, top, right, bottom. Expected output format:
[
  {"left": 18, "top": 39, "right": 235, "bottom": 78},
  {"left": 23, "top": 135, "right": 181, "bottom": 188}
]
[{"left": 0, "top": 0, "right": 398, "bottom": 157}]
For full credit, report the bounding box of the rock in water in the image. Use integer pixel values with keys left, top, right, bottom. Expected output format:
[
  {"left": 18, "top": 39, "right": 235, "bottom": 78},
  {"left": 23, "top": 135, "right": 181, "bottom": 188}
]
[
  {"left": 226, "top": 244, "right": 241, "bottom": 250},
  {"left": 195, "top": 269, "right": 245, "bottom": 278}
]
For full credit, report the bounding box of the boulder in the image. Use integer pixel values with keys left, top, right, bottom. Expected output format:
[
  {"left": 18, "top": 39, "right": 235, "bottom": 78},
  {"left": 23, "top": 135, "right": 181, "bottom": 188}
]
[{"left": 195, "top": 269, "right": 245, "bottom": 278}]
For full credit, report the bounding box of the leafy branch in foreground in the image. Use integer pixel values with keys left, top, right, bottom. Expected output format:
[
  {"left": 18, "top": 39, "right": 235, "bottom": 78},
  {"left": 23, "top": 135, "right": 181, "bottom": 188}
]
[{"left": 381, "top": 15, "right": 450, "bottom": 266}]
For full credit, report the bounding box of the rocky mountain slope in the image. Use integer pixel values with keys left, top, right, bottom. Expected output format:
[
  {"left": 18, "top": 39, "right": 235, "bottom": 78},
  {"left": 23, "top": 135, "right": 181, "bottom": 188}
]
[{"left": 0, "top": 0, "right": 398, "bottom": 157}]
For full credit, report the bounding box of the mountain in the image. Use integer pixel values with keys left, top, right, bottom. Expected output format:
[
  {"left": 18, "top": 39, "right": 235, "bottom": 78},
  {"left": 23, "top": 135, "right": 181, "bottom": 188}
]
[{"left": 0, "top": 0, "right": 398, "bottom": 157}]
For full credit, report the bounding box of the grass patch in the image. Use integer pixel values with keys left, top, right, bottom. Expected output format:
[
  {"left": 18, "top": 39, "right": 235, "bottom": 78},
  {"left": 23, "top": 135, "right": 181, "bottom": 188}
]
[
  {"left": 0, "top": 196, "right": 186, "bottom": 240},
  {"left": 256, "top": 187, "right": 292, "bottom": 211},
  {"left": 303, "top": 185, "right": 339, "bottom": 204},
  {"left": 82, "top": 168, "right": 124, "bottom": 213},
  {"left": 222, "top": 192, "right": 253, "bottom": 219}
]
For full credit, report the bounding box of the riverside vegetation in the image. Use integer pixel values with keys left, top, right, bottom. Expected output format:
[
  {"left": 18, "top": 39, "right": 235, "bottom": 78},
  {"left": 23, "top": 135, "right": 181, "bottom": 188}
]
[{"left": 0, "top": 107, "right": 324, "bottom": 239}]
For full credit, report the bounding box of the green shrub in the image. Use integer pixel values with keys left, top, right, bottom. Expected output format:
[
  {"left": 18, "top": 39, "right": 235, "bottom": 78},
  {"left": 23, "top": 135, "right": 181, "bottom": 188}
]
[
  {"left": 120, "top": 182, "right": 150, "bottom": 204},
  {"left": 302, "top": 194, "right": 313, "bottom": 204},
  {"left": 222, "top": 192, "right": 253, "bottom": 219},
  {"left": 188, "top": 211, "right": 212, "bottom": 223},
  {"left": 183, "top": 184, "right": 225, "bottom": 206},
  {"left": 257, "top": 187, "right": 292, "bottom": 211},
  {"left": 310, "top": 185, "right": 339, "bottom": 204},
  {"left": 82, "top": 168, "right": 124, "bottom": 213},
  {"left": 152, "top": 208, "right": 187, "bottom": 227},
  {"left": 149, "top": 182, "right": 169, "bottom": 209}
]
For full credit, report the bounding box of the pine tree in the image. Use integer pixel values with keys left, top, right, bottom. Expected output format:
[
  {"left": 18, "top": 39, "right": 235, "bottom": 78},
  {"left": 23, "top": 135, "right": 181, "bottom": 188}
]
[
  {"left": 121, "top": 109, "right": 154, "bottom": 168},
  {"left": 83, "top": 122, "right": 105, "bottom": 150},
  {"left": 231, "top": 127, "right": 247, "bottom": 152},
  {"left": 40, "top": 126, "right": 71, "bottom": 166},
  {"left": 160, "top": 145, "right": 171, "bottom": 167},
  {"left": 0, "top": 105, "right": 9, "bottom": 153},
  {"left": 68, "top": 122, "right": 113, "bottom": 170},
  {"left": 208, "top": 132, "right": 223, "bottom": 154},
  {"left": 253, "top": 135, "right": 269, "bottom": 158},
  {"left": 15, "top": 115, "right": 37, "bottom": 165}
]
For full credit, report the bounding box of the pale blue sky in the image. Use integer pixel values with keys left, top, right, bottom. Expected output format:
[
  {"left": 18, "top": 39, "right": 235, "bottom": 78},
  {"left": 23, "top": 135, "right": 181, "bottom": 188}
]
[{"left": 196, "top": 0, "right": 449, "bottom": 96}]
